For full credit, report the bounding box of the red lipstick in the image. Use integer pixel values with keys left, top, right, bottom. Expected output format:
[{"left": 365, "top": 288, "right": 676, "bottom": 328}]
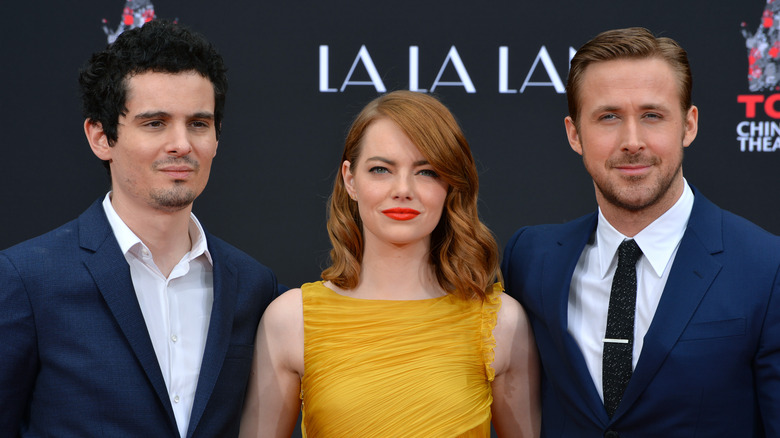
[{"left": 382, "top": 208, "right": 420, "bottom": 221}]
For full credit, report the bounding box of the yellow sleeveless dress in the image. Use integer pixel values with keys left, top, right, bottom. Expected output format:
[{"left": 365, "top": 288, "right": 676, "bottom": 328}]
[{"left": 300, "top": 281, "right": 502, "bottom": 437}]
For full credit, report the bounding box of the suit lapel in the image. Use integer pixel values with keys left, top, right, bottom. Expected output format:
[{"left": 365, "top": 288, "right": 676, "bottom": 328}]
[
  {"left": 78, "top": 200, "right": 177, "bottom": 428},
  {"left": 186, "top": 237, "right": 239, "bottom": 437},
  {"left": 615, "top": 189, "right": 724, "bottom": 419},
  {"left": 546, "top": 214, "right": 612, "bottom": 423}
]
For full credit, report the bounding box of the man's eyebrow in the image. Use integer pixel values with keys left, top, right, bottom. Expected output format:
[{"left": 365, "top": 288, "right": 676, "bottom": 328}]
[
  {"left": 593, "top": 105, "right": 620, "bottom": 113},
  {"left": 638, "top": 103, "right": 668, "bottom": 111},
  {"left": 134, "top": 111, "right": 170, "bottom": 120},
  {"left": 592, "top": 103, "right": 668, "bottom": 113},
  {"left": 191, "top": 111, "right": 215, "bottom": 120},
  {"left": 133, "top": 111, "right": 215, "bottom": 120}
]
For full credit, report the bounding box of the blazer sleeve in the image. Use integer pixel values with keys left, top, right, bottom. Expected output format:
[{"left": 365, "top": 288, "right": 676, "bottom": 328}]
[
  {"left": 501, "top": 227, "right": 530, "bottom": 299},
  {"left": 757, "top": 263, "right": 780, "bottom": 436},
  {"left": 0, "top": 253, "right": 38, "bottom": 435}
]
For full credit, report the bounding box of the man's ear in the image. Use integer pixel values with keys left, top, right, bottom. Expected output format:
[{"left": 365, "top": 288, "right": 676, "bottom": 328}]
[
  {"left": 682, "top": 105, "right": 699, "bottom": 148},
  {"left": 564, "top": 116, "right": 583, "bottom": 156},
  {"left": 84, "top": 119, "right": 112, "bottom": 161},
  {"left": 214, "top": 123, "right": 221, "bottom": 156}
]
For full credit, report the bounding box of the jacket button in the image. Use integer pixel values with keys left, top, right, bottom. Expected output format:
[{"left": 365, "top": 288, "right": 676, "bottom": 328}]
[{"left": 604, "top": 431, "right": 619, "bottom": 438}]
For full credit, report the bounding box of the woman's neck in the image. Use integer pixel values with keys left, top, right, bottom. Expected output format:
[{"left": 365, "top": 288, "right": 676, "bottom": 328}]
[{"left": 349, "top": 239, "right": 446, "bottom": 300}]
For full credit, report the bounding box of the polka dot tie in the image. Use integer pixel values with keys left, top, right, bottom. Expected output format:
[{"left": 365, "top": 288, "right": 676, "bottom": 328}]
[{"left": 602, "top": 239, "right": 642, "bottom": 418}]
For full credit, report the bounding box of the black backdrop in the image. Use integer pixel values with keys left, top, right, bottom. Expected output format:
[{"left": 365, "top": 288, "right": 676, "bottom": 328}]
[{"left": 2, "top": 0, "right": 778, "bottom": 306}]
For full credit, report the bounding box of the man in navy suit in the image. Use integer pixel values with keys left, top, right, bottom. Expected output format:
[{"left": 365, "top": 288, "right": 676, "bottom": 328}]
[
  {"left": 0, "top": 21, "right": 277, "bottom": 437},
  {"left": 502, "top": 27, "right": 780, "bottom": 437}
]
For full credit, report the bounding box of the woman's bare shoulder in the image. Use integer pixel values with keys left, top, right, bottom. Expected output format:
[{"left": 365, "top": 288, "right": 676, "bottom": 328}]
[
  {"left": 261, "top": 287, "right": 304, "bottom": 333},
  {"left": 493, "top": 292, "right": 534, "bottom": 375}
]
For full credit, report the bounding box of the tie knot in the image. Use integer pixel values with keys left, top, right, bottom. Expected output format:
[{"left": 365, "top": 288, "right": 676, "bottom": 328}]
[{"left": 618, "top": 239, "right": 642, "bottom": 265}]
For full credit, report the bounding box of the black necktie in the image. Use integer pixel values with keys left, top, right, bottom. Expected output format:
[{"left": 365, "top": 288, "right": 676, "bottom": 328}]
[{"left": 603, "top": 239, "right": 642, "bottom": 418}]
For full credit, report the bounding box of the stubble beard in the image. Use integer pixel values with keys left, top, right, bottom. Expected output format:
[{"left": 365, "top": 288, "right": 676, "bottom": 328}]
[
  {"left": 588, "top": 150, "right": 683, "bottom": 213},
  {"left": 148, "top": 156, "right": 203, "bottom": 212},
  {"left": 149, "top": 184, "right": 199, "bottom": 212}
]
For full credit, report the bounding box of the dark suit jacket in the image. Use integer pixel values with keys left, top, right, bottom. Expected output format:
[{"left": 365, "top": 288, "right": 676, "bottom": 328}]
[
  {"left": 502, "top": 188, "right": 780, "bottom": 437},
  {"left": 0, "top": 199, "right": 277, "bottom": 437}
]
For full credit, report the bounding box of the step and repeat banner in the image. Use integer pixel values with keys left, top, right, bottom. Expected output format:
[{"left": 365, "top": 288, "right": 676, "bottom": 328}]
[{"left": 1, "top": 0, "right": 777, "bottom": 286}]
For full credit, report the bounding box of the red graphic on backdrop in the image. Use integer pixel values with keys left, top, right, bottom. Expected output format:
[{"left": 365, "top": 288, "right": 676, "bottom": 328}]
[
  {"left": 742, "top": 0, "right": 780, "bottom": 91},
  {"left": 102, "top": 0, "right": 156, "bottom": 44}
]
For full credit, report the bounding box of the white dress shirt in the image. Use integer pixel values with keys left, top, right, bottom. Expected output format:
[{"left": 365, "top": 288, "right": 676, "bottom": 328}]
[
  {"left": 568, "top": 181, "right": 694, "bottom": 401},
  {"left": 102, "top": 193, "right": 214, "bottom": 438}
]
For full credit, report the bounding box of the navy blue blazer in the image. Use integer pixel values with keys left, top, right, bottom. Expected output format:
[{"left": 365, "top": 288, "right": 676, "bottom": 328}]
[
  {"left": 0, "top": 199, "right": 277, "bottom": 437},
  {"left": 502, "top": 188, "right": 780, "bottom": 437}
]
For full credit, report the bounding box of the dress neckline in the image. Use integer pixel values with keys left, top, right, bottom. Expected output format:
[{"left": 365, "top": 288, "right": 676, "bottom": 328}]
[{"left": 315, "top": 281, "right": 450, "bottom": 303}]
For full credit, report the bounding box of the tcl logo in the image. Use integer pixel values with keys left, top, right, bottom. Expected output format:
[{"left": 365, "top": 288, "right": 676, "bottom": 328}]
[{"left": 737, "top": 94, "right": 780, "bottom": 118}]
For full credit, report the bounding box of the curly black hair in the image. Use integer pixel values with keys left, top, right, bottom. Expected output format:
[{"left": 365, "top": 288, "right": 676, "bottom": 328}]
[{"left": 79, "top": 20, "right": 228, "bottom": 151}]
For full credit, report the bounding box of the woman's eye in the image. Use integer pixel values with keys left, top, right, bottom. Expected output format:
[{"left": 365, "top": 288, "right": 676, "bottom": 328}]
[
  {"left": 418, "top": 169, "right": 439, "bottom": 178},
  {"left": 369, "top": 166, "right": 389, "bottom": 174}
]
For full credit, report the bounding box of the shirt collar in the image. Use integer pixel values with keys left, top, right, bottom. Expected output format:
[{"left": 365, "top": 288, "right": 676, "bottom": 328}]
[
  {"left": 101, "top": 192, "right": 213, "bottom": 266},
  {"left": 596, "top": 180, "right": 694, "bottom": 278}
]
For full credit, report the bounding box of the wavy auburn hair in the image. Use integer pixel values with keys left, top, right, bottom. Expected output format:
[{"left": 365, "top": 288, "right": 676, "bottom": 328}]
[{"left": 321, "top": 90, "right": 499, "bottom": 300}]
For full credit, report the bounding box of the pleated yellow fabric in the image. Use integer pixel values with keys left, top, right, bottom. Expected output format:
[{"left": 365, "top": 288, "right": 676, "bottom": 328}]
[{"left": 300, "top": 281, "right": 502, "bottom": 438}]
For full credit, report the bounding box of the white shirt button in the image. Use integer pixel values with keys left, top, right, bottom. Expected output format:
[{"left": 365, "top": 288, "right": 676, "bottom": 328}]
[
  {"left": 174, "top": 395, "right": 180, "bottom": 403},
  {"left": 171, "top": 334, "right": 178, "bottom": 343},
  {"left": 141, "top": 248, "right": 150, "bottom": 257}
]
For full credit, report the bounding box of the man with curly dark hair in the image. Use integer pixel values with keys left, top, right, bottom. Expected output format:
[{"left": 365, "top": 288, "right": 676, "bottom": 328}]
[{"left": 0, "top": 20, "right": 277, "bottom": 437}]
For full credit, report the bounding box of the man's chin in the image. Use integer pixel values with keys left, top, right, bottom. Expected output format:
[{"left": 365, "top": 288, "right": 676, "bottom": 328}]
[
  {"left": 599, "top": 185, "right": 660, "bottom": 212},
  {"left": 149, "top": 189, "right": 198, "bottom": 212}
]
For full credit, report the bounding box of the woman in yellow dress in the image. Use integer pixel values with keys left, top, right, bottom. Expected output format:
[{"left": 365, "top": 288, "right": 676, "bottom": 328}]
[{"left": 240, "top": 90, "right": 540, "bottom": 437}]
